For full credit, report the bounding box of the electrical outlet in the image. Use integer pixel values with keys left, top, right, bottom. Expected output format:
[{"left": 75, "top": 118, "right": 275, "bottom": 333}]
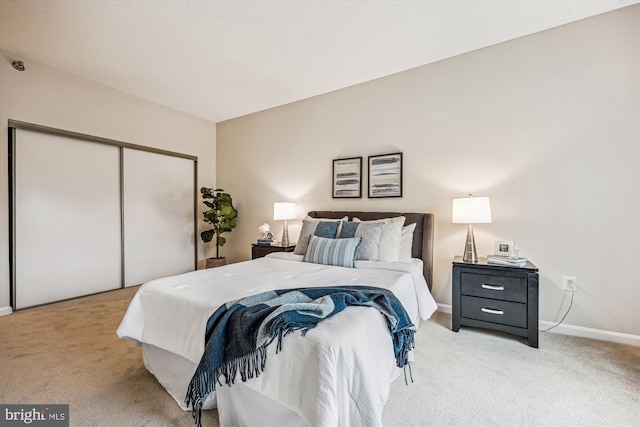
[{"left": 562, "top": 276, "right": 577, "bottom": 292}]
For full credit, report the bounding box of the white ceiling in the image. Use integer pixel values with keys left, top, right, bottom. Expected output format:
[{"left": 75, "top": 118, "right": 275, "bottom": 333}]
[{"left": 1, "top": 0, "right": 637, "bottom": 123}]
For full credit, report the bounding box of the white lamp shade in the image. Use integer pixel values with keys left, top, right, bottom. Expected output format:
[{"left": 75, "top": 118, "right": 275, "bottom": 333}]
[
  {"left": 273, "top": 202, "right": 296, "bottom": 220},
  {"left": 452, "top": 196, "right": 492, "bottom": 224}
]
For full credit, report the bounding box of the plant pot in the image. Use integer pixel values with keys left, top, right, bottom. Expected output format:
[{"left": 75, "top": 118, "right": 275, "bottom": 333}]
[{"left": 206, "top": 257, "right": 227, "bottom": 269}]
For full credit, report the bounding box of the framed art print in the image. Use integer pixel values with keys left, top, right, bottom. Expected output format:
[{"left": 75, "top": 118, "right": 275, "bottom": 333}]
[
  {"left": 332, "top": 157, "right": 362, "bottom": 198},
  {"left": 368, "top": 152, "right": 402, "bottom": 198}
]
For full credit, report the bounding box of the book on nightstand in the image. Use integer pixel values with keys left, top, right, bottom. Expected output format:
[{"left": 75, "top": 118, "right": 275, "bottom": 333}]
[
  {"left": 486, "top": 255, "right": 528, "bottom": 267},
  {"left": 256, "top": 239, "right": 273, "bottom": 246}
]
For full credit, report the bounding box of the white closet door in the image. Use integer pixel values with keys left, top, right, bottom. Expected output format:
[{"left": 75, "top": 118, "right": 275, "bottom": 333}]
[
  {"left": 14, "top": 130, "right": 121, "bottom": 309},
  {"left": 123, "top": 149, "right": 195, "bottom": 287}
]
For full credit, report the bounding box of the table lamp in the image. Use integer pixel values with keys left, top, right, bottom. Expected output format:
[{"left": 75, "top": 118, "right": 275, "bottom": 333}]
[
  {"left": 452, "top": 195, "right": 492, "bottom": 262},
  {"left": 273, "top": 202, "right": 296, "bottom": 246}
]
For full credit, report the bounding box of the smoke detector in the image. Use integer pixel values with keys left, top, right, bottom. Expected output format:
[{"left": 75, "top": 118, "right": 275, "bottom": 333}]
[{"left": 12, "top": 61, "right": 25, "bottom": 71}]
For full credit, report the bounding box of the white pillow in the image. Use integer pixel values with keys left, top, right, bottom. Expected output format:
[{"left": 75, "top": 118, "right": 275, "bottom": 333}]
[
  {"left": 293, "top": 216, "right": 348, "bottom": 255},
  {"left": 353, "top": 216, "right": 405, "bottom": 262},
  {"left": 399, "top": 223, "right": 416, "bottom": 262}
]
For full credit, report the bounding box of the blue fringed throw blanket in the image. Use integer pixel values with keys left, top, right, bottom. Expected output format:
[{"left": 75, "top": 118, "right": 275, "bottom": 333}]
[{"left": 185, "top": 286, "right": 416, "bottom": 426}]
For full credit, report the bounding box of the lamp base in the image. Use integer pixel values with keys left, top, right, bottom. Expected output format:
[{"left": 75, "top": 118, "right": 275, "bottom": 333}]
[
  {"left": 462, "top": 224, "right": 478, "bottom": 263},
  {"left": 281, "top": 220, "right": 290, "bottom": 247}
]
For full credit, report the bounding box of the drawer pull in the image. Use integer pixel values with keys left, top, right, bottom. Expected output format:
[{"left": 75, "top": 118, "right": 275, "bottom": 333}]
[
  {"left": 481, "top": 284, "right": 504, "bottom": 291},
  {"left": 481, "top": 307, "right": 504, "bottom": 315}
]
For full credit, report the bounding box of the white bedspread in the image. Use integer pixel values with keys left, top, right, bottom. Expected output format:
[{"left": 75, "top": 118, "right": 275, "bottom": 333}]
[{"left": 118, "top": 253, "right": 437, "bottom": 426}]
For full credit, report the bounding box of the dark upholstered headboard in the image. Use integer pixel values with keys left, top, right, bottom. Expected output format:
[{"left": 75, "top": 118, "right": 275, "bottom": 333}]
[{"left": 307, "top": 211, "right": 435, "bottom": 291}]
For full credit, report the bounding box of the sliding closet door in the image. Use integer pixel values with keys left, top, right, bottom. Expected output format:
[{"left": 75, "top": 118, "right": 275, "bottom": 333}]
[
  {"left": 13, "top": 130, "right": 121, "bottom": 309},
  {"left": 123, "top": 149, "right": 195, "bottom": 287}
]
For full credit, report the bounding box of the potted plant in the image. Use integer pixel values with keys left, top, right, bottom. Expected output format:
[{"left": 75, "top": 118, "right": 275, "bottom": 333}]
[{"left": 200, "top": 187, "right": 238, "bottom": 268}]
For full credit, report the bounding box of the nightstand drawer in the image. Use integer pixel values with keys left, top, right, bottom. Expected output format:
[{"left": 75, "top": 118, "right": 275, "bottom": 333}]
[
  {"left": 460, "top": 272, "right": 527, "bottom": 303},
  {"left": 461, "top": 295, "right": 527, "bottom": 328}
]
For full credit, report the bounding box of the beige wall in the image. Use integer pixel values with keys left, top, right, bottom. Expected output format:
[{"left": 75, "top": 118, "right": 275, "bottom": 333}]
[
  {"left": 217, "top": 6, "right": 640, "bottom": 338},
  {"left": 0, "top": 51, "right": 217, "bottom": 312}
]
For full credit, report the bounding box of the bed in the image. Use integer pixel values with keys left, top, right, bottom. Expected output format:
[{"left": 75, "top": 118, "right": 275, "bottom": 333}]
[{"left": 118, "top": 211, "right": 437, "bottom": 426}]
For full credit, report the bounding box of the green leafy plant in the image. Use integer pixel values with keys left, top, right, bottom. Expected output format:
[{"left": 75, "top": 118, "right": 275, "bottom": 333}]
[{"left": 200, "top": 187, "right": 238, "bottom": 258}]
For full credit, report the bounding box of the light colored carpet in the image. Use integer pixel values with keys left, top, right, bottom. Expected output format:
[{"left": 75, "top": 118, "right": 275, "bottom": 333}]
[
  {"left": 384, "top": 313, "right": 640, "bottom": 427},
  {"left": 1, "top": 287, "right": 638, "bottom": 427},
  {"left": 0, "top": 287, "right": 217, "bottom": 427}
]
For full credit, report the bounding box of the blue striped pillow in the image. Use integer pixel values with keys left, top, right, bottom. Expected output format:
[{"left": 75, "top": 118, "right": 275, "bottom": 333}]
[{"left": 303, "top": 235, "right": 361, "bottom": 268}]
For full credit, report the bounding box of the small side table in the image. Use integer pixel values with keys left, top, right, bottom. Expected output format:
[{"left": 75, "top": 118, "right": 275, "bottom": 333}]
[
  {"left": 251, "top": 243, "right": 296, "bottom": 259},
  {"left": 452, "top": 256, "right": 539, "bottom": 348}
]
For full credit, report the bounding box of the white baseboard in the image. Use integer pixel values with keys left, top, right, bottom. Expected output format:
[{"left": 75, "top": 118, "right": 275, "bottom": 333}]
[
  {"left": 437, "top": 303, "right": 452, "bottom": 313},
  {"left": 539, "top": 320, "right": 640, "bottom": 347},
  {"left": 0, "top": 306, "right": 13, "bottom": 316},
  {"left": 436, "top": 305, "right": 639, "bottom": 347}
]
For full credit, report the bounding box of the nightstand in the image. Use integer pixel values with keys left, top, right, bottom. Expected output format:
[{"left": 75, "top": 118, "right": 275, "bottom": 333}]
[
  {"left": 251, "top": 243, "right": 296, "bottom": 259},
  {"left": 452, "top": 256, "right": 539, "bottom": 348}
]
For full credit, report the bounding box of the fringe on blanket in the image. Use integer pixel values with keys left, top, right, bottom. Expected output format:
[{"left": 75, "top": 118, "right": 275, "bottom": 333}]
[
  {"left": 185, "top": 286, "right": 417, "bottom": 427},
  {"left": 184, "top": 321, "right": 313, "bottom": 427},
  {"left": 184, "top": 344, "right": 268, "bottom": 427},
  {"left": 185, "top": 325, "right": 416, "bottom": 427},
  {"left": 396, "top": 328, "right": 416, "bottom": 368}
]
